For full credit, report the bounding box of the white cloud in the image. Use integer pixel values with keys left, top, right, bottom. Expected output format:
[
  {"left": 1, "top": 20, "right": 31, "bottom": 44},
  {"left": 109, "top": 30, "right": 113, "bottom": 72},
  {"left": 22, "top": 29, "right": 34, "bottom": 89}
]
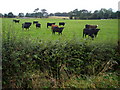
[{"left": 0, "top": 0, "right": 119, "bottom": 15}]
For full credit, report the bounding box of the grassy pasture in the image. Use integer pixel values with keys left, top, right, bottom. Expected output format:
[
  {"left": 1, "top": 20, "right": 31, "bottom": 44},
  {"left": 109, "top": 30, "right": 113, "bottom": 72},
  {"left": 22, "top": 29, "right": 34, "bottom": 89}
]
[{"left": 2, "top": 18, "right": 118, "bottom": 45}]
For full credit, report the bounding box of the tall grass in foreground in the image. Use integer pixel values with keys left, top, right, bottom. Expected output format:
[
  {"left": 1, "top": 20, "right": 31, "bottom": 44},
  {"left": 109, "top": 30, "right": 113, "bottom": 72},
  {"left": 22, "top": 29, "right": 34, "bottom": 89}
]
[{"left": 2, "top": 26, "right": 120, "bottom": 88}]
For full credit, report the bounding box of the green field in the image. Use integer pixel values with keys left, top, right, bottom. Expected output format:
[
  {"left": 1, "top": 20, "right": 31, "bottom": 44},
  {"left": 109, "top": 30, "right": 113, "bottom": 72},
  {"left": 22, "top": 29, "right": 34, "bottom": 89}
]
[{"left": 2, "top": 18, "right": 118, "bottom": 44}]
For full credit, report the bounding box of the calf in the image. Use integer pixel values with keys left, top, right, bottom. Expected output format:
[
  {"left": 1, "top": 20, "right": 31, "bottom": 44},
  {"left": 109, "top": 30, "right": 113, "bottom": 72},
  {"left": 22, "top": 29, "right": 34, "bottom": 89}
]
[
  {"left": 22, "top": 22, "right": 32, "bottom": 30},
  {"left": 13, "top": 19, "right": 20, "bottom": 23},
  {"left": 52, "top": 27, "right": 64, "bottom": 35},
  {"left": 47, "top": 23, "right": 55, "bottom": 28},
  {"left": 83, "top": 28, "right": 100, "bottom": 39},
  {"left": 36, "top": 23, "right": 41, "bottom": 28},
  {"left": 59, "top": 22, "right": 65, "bottom": 26}
]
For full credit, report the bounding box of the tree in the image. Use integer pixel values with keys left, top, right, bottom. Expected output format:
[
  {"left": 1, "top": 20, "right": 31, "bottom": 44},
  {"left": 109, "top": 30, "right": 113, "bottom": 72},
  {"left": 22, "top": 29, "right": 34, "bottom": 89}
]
[
  {"left": 99, "top": 8, "right": 108, "bottom": 19},
  {"left": 79, "top": 9, "right": 91, "bottom": 19},
  {"left": 41, "top": 9, "right": 48, "bottom": 18},
  {"left": 49, "top": 13, "right": 54, "bottom": 16},
  {"left": 72, "top": 9, "right": 79, "bottom": 19},
  {"left": 33, "top": 8, "right": 40, "bottom": 18},
  {"left": 34, "top": 12, "right": 43, "bottom": 18},
  {"left": 4, "top": 14, "right": 8, "bottom": 18},
  {"left": 34, "top": 8, "right": 39, "bottom": 13},
  {"left": 0, "top": 13, "right": 3, "bottom": 17},
  {"left": 92, "top": 10, "right": 100, "bottom": 19},
  {"left": 25, "top": 13, "right": 31, "bottom": 17},
  {"left": 7, "top": 12, "right": 14, "bottom": 18},
  {"left": 18, "top": 13, "right": 24, "bottom": 17},
  {"left": 68, "top": 11, "right": 74, "bottom": 19},
  {"left": 80, "top": 9, "right": 89, "bottom": 19},
  {"left": 107, "top": 8, "right": 113, "bottom": 18}
]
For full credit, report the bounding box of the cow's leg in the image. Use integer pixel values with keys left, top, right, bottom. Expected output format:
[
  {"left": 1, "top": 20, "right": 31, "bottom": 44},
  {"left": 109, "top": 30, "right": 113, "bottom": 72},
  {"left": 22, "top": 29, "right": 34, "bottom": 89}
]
[
  {"left": 58, "top": 32, "right": 62, "bottom": 35},
  {"left": 83, "top": 32, "right": 85, "bottom": 38},
  {"left": 94, "top": 33, "right": 97, "bottom": 38},
  {"left": 94, "top": 34, "right": 96, "bottom": 38},
  {"left": 52, "top": 31, "right": 55, "bottom": 34},
  {"left": 85, "top": 34, "right": 87, "bottom": 38},
  {"left": 90, "top": 35, "right": 94, "bottom": 40}
]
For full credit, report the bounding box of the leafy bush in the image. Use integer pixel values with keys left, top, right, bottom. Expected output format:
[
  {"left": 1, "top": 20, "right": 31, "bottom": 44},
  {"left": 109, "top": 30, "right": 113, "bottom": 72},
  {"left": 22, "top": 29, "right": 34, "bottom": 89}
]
[{"left": 2, "top": 31, "right": 120, "bottom": 88}]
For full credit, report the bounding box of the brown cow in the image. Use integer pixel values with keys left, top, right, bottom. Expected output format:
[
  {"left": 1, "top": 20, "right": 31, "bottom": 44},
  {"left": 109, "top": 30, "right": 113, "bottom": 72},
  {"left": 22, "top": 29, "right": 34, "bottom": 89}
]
[
  {"left": 85, "top": 24, "right": 98, "bottom": 29},
  {"left": 51, "top": 24, "right": 58, "bottom": 29}
]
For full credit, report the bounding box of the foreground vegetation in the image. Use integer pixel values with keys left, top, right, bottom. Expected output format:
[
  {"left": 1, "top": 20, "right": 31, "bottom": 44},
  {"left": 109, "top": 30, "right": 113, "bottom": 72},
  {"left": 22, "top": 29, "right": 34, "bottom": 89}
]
[
  {"left": 2, "top": 18, "right": 120, "bottom": 88},
  {"left": 2, "top": 33, "right": 120, "bottom": 88}
]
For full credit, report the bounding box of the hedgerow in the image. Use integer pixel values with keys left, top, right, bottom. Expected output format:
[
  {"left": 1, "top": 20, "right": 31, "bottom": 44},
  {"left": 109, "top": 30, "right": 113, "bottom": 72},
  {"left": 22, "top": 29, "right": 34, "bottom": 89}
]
[{"left": 2, "top": 31, "right": 120, "bottom": 88}]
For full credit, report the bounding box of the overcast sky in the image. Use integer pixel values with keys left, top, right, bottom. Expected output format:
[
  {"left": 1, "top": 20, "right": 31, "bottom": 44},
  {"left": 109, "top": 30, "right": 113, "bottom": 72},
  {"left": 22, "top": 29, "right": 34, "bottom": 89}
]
[{"left": 0, "top": 0, "right": 119, "bottom": 15}]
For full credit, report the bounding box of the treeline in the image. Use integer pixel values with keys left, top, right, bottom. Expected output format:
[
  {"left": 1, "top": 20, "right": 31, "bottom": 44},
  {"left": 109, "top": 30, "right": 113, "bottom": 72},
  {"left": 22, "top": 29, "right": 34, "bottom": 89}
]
[
  {"left": 69, "top": 8, "right": 119, "bottom": 19},
  {"left": 0, "top": 8, "right": 120, "bottom": 19}
]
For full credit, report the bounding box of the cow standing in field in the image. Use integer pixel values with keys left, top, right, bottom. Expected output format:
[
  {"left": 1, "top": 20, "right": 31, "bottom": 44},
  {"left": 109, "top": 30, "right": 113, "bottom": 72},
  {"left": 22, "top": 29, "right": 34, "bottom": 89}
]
[
  {"left": 22, "top": 22, "right": 32, "bottom": 30},
  {"left": 83, "top": 24, "right": 100, "bottom": 39},
  {"left": 83, "top": 28, "right": 100, "bottom": 38},
  {"left": 47, "top": 23, "right": 55, "bottom": 28},
  {"left": 51, "top": 24, "right": 58, "bottom": 29},
  {"left": 36, "top": 23, "right": 41, "bottom": 28},
  {"left": 59, "top": 22, "right": 65, "bottom": 26},
  {"left": 52, "top": 27, "right": 64, "bottom": 35},
  {"left": 33, "top": 21, "right": 38, "bottom": 24},
  {"left": 13, "top": 19, "right": 20, "bottom": 23}
]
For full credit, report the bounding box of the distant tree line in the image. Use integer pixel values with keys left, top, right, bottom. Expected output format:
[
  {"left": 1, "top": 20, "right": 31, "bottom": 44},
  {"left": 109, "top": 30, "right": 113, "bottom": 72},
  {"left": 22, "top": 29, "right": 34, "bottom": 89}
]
[
  {"left": 69, "top": 8, "right": 119, "bottom": 19},
  {"left": 0, "top": 8, "right": 119, "bottom": 19}
]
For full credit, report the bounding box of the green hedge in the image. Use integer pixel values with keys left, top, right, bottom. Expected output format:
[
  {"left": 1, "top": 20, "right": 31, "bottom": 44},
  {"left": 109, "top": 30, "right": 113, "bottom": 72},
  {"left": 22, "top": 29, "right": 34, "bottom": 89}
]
[{"left": 2, "top": 31, "right": 120, "bottom": 88}]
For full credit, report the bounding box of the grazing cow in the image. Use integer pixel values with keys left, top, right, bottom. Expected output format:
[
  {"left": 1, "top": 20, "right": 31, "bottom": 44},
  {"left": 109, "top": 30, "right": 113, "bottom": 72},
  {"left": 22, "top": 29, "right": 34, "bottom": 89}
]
[
  {"left": 47, "top": 23, "right": 55, "bottom": 28},
  {"left": 59, "top": 22, "right": 65, "bottom": 26},
  {"left": 83, "top": 28, "right": 100, "bottom": 39},
  {"left": 13, "top": 19, "right": 20, "bottom": 23},
  {"left": 85, "top": 24, "right": 98, "bottom": 29},
  {"left": 52, "top": 27, "right": 64, "bottom": 35},
  {"left": 51, "top": 24, "right": 58, "bottom": 29},
  {"left": 36, "top": 23, "right": 41, "bottom": 28},
  {"left": 33, "top": 21, "right": 38, "bottom": 24},
  {"left": 22, "top": 22, "right": 32, "bottom": 30}
]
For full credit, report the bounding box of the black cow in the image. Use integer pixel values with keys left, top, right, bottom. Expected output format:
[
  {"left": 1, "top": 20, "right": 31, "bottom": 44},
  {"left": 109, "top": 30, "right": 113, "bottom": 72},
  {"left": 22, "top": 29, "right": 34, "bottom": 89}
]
[
  {"left": 33, "top": 21, "right": 38, "bottom": 24},
  {"left": 59, "top": 22, "right": 65, "bottom": 26},
  {"left": 22, "top": 22, "right": 32, "bottom": 30},
  {"left": 36, "top": 23, "right": 41, "bottom": 28},
  {"left": 47, "top": 23, "right": 55, "bottom": 28},
  {"left": 52, "top": 27, "right": 64, "bottom": 35},
  {"left": 13, "top": 19, "right": 20, "bottom": 23},
  {"left": 83, "top": 28, "right": 100, "bottom": 39}
]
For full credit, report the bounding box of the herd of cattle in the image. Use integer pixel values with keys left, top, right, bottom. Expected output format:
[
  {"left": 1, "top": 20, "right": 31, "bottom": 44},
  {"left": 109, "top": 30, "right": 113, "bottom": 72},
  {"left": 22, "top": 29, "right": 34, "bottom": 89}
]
[{"left": 13, "top": 19, "right": 100, "bottom": 39}]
